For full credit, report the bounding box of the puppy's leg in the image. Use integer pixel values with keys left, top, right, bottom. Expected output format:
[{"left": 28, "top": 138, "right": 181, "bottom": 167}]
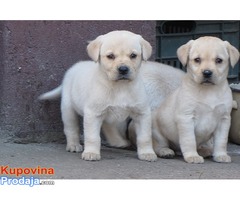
[
  {"left": 61, "top": 106, "right": 83, "bottom": 153},
  {"left": 177, "top": 119, "right": 204, "bottom": 164},
  {"left": 81, "top": 110, "right": 103, "bottom": 161},
  {"left": 152, "top": 126, "right": 175, "bottom": 158},
  {"left": 133, "top": 110, "right": 157, "bottom": 162},
  {"left": 152, "top": 114, "right": 175, "bottom": 158},
  {"left": 198, "top": 138, "right": 213, "bottom": 158},
  {"left": 128, "top": 120, "right": 137, "bottom": 146},
  {"left": 102, "top": 122, "right": 130, "bottom": 148},
  {"left": 212, "top": 117, "right": 231, "bottom": 163}
]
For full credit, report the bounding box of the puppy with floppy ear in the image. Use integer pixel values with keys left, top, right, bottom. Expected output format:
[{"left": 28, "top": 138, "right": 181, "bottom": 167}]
[
  {"left": 152, "top": 36, "right": 239, "bottom": 163},
  {"left": 87, "top": 34, "right": 152, "bottom": 62},
  {"left": 86, "top": 31, "right": 153, "bottom": 148},
  {"left": 177, "top": 40, "right": 239, "bottom": 69},
  {"left": 39, "top": 30, "right": 157, "bottom": 162}
]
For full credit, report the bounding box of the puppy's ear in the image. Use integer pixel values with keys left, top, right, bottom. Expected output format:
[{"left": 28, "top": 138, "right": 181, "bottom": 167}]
[
  {"left": 140, "top": 37, "right": 152, "bottom": 61},
  {"left": 177, "top": 40, "right": 194, "bottom": 67},
  {"left": 87, "top": 35, "right": 103, "bottom": 62},
  {"left": 224, "top": 41, "right": 240, "bottom": 68}
]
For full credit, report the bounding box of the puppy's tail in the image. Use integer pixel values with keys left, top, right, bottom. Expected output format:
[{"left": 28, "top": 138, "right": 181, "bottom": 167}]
[{"left": 38, "top": 85, "right": 62, "bottom": 100}]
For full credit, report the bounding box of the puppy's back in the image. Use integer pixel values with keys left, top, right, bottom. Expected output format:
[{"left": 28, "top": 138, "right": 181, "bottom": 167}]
[{"left": 140, "top": 61, "right": 184, "bottom": 109}]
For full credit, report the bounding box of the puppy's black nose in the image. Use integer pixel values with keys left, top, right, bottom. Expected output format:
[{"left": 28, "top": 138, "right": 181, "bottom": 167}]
[
  {"left": 118, "top": 66, "right": 129, "bottom": 75},
  {"left": 202, "top": 70, "right": 213, "bottom": 78}
]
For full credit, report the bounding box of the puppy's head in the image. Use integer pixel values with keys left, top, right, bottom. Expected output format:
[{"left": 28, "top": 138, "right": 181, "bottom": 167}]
[
  {"left": 177, "top": 36, "right": 239, "bottom": 85},
  {"left": 87, "top": 30, "right": 152, "bottom": 81}
]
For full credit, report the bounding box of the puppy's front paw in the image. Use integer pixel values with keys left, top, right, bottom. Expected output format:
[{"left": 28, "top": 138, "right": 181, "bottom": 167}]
[
  {"left": 184, "top": 155, "right": 204, "bottom": 164},
  {"left": 82, "top": 151, "right": 101, "bottom": 161},
  {"left": 213, "top": 155, "right": 231, "bottom": 163},
  {"left": 66, "top": 143, "right": 83, "bottom": 152},
  {"left": 138, "top": 153, "right": 157, "bottom": 162},
  {"left": 156, "top": 148, "right": 175, "bottom": 158}
]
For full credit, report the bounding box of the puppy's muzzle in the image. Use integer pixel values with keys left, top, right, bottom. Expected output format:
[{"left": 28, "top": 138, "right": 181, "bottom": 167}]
[
  {"left": 201, "top": 70, "right": 214, "bottom": 84},
  {"left": 117, "top": 65, "right": 130, "bottom": 80}
]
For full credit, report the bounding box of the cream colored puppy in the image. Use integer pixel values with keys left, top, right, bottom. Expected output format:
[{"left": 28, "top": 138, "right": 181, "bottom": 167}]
[
  {"left": 39, "top": 30, "right": 157, "bottom": 162},
  {"left": 153, "top": 36, "right": 239, "bottom": 163}
]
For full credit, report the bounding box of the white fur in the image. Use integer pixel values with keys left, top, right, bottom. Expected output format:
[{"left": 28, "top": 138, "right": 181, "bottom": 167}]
[
  {"left": 39, "top": 30, "right": 157, "bottom": 161},
  {"left": 153, "top": 36, "right": 240, "bottom": 164},
  {"left": 127, "top": 61, "right": 185, "bottom": 144}
]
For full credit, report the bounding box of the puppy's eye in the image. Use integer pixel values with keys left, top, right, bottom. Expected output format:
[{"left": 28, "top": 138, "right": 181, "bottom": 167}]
[
  {"left": 106, "top": 54, "right": 115, "bottom": 60},
  {"left": 130, "top": 53, "right": 137, "bottom": 59},
  {"left": 216, "top": 58, "right": 223, "bottom": 64},
  {"left": 194, "top": 58, "right": 201, "bottom": 63}
]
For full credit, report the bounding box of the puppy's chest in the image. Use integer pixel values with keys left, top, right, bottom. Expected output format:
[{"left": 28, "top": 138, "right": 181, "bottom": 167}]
[
  {"left": 103, "top": 106, "right": 131, "bottom": 123},
  {"left": 193, "top": 103, "right": 228, "bottom": 134},
  {"left": 102, "top": 90, "right": 144, "bottom": 123}
]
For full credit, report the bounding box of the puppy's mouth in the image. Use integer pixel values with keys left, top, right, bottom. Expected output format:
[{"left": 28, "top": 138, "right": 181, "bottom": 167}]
[
  {"left": 200, "top": 78, "right": 215, "bottom": 85},
  {"left": 116, "top": 74, "right": 131, "bottom": 81},
  {"left": 116, "top": 65, "right": 132, "bottom": 81}
]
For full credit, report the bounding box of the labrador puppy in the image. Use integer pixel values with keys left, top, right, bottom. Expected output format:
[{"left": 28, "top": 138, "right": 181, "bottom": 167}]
[
  {"left": 39, "top": 30, "right": 157, "bottom": 161},
  {"left": 152, "top": 36, "right": 239, "bottom": 163}
]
